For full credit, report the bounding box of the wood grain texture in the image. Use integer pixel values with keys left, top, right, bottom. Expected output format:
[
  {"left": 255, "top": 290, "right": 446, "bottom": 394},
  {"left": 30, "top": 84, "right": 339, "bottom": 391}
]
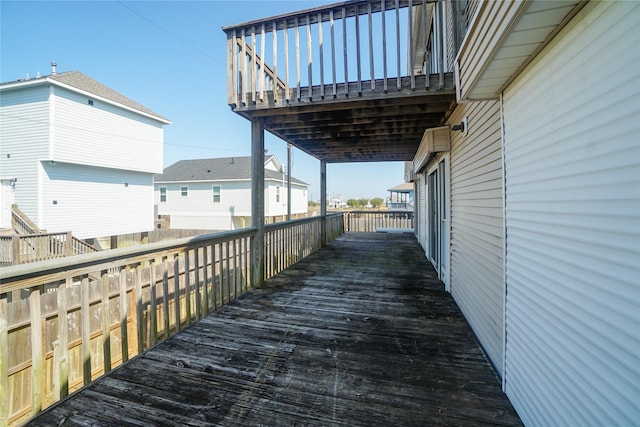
[{"left": 26, "top": 233, "right": 521, "bottom": 426}]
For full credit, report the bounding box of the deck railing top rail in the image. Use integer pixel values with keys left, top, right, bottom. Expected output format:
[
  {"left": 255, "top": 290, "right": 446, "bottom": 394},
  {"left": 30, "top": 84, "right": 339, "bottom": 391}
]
[{"left": 224, "top": 0, "right": 447, "bottom": 110}]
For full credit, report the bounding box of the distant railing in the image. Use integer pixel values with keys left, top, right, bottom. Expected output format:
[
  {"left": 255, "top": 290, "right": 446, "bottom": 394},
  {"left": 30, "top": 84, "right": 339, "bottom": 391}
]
[
  {"left": 224, "top": 0, "right": 446, "bottom": 109},
  {"left": 0, "top": 215, "right": 345, "bottom": 426},
  {"left": 345, "top": 210, "right": 414, "bottom": 231},
  {"left": 11, "top": 205, "right": 40, "bottom": 235},
  {"left": 0, "top": 232, "right": 99, "bottom": 266},
  {"left": 264, "top": 213, "right": 344, "bottom": 279}
]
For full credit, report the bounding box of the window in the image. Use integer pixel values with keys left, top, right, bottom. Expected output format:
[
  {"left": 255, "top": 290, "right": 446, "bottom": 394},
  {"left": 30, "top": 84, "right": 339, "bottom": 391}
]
[
  {"left": 276, "top": 186, "right": 280, "bottom": 203},
  {"left": 159, "top": 187, "right": 167, "bottom": 203},
  {"left": 180, "top": 186, "right": 188, "bottom": 197},
  {"left": 212, "top": 186, "right": 221, "bottom": 203}
]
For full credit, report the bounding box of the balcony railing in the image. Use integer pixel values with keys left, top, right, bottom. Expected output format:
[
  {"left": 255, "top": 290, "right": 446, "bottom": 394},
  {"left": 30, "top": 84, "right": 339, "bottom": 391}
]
[
  {"left": 224, "top": 0, "right": 446, "bottom": 110},
  {"left": 0, "top": 214, "right": 345, "bottom": 426},
  {"left": 345, "top": 210, "right": 414, "bottom": 231},
  {"left": 0, "top": 232, "right": 99, "bottom": 266}
]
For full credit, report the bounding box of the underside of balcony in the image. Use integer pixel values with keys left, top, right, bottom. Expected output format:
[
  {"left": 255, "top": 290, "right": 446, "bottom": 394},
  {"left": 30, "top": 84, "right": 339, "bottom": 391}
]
[
  {"left": 27, "top": 232, "right": 521, "bottom": 426},
  {"left": 236, "top": 75, "right": 456, "bottom": 162}
]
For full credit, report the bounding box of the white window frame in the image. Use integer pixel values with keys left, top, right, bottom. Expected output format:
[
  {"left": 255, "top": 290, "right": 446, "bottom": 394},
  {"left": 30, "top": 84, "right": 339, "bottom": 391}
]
[
  {"left": 212, "top": 185, "right": 221, "bottom": 203},
  {"left": 180, "top": 185, "right": 189, "bottom": 197},
  {"left": 159, "top": 187, "right": 167, "bottom": 203}
]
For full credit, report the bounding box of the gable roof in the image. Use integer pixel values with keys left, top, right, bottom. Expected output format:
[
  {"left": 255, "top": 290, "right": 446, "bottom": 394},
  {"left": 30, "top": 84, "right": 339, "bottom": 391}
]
[
  {"left": 0, "top": 70, "right": 170, "bottom": 124},
  {"left": 155, "top": 156, "right": 308, "bottom": 186}
]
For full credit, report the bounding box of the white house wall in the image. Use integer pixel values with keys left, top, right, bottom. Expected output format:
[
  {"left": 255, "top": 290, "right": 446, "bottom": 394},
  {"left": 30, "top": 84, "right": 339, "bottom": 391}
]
[
  {"left": 502, "top": 2, "right": 640, "bottom": 425},
  {"left": 448, "top": 100, "right": 504, "bottom": 376},
  {"left": 41, "top": 162, "right": 154, "bottom": 239},
  {"left": 156, "top": 181, "right": 251, "bottom": 230},
  {"left": 0, "top": 85, "right": 50, "bottom": 220},
  {"left": 52, "top": 87, "right": 164, "bottom": 174}
]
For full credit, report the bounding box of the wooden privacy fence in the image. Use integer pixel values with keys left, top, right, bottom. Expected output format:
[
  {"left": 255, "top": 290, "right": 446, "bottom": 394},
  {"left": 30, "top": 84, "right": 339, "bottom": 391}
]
[
  {"left": 0, "top": 214, "right": 344, "bottom": 426},
  {"left": 224, "top": 0, "right": 445, "bottom": 108},
  {"left": 345, "top": 210, "right": 414, "bottom": 232}
]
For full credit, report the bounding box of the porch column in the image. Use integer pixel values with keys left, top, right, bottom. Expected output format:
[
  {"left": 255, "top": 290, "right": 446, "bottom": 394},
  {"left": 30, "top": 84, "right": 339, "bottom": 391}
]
[
  {"left": 287, "top": 143, "right": 292, "bottom": 221},
  {"left": 251, "top": 119, "right": 265, "bottom": 287},
  {"left": 320, "top": 160, "right": 327, "bottom": 246}
]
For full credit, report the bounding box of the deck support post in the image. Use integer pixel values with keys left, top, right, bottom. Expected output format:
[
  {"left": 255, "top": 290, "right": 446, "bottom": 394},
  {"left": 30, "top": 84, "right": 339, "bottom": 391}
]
[
  {"left": 320, "top": 160, "right": 327, "bottom": 247},
  {"left": 251, "top": 119, "right": 265, "bottom": 287}
]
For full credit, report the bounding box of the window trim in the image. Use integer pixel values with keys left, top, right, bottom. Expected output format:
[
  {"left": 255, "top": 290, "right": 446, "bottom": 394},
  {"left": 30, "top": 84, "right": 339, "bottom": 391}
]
[
  {"left": 212, "top": 185, "right": 221, "bottom": 203},
  {"left": 159, "top": 186, "right": 167, "bottom": 203},
  {"left": 180, "top": 185, "right": 189, "bottom": 197}
]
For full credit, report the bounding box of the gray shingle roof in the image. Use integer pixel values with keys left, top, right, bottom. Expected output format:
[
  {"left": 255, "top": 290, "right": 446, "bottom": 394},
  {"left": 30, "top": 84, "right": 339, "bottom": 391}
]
[
  {"left": 155, "top": 156, "right": 308, "bottom": 186},
  {"left": 49, "top": 71, "right": 170, "bottom": 122}
]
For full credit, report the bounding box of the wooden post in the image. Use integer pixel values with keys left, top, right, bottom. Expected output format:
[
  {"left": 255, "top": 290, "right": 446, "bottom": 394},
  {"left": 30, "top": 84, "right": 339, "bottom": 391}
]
[
  {"left": 56, "top": 279, "right": 68, "bottom": 402},
  {"left": 320, "top": 160, "right": 327, "bottom": 247},
  {"left": 119, "top": 269, "right": 129, "bottom": 363},
  {"left": 81, "top": 276, "right": 91, "bottom": 386},
  {"left": 0, "top": 296, "right": 9, "bottom": 425},
  {"left": 251, "top": 119, "right": 265, "bottom": 287},
  {"left": 65, "top": 231, "right": 73, "bottom": 256}
]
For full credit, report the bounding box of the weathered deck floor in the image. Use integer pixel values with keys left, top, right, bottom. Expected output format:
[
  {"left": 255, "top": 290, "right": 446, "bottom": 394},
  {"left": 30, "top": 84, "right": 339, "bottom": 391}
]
[{"left": 28, "top": 233, "right": 521, "bottom": 426}]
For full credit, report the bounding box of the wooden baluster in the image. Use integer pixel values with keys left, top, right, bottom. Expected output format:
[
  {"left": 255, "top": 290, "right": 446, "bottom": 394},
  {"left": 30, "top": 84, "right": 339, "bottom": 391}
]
[
  {"left": 272, "top": 22, "right": 278, "bottom": 103},
  {"left": 251, "top": 26, "right": 257, "bottom": 103},
  {"left": 330, "top": 9, "right": 337, "bottom": 97},
  {"left": 409, "top": 0, "right": 415, "bottom": 89},
  {"left": 368, "top": 2, "right": 375, "bottom": 90},
  {"left": 343, "top": 7, "right": 349, "bottom": 96},
  {"left": 241, "top": 28, "right": 247, "bottom": 106},
  {"left": 382, "top": 0, "right": 388, "bottom": 92},
  {"left": 194, "top": 248, "right": 201, "bottom": 321},
  {"left": 150, "top": 258, "right": 158, "bottom": 345},
  {"left": 423, "top": 0, "right": 430, "bottom": 88},
  {"left": 307, "top": 14, "right": 313, "bottom": 100},
  {"left": 30, "top": 287, "right": 43, "bottom": 414},
  {"left": 284, "top": 21, "right": 290, "bottom": 103},
  {"left": 318, "top": 12, "right": 325, "bottom": 99},
  {"left": 355, "top": 4, "right": 362, "bottom": 95},
  {"left": 212, "top": 244, "right": 219, "bottom": 309},
  {"left": 173, "top": 253, "right": 181, "bottom": 332},
  {"left": 100, "top": 270, "right": 112, "bottom": 373},
  {"left": 81, "top": 276, "right": 91, "bottom": 385},
  {"left": 225, "top": 241, "right": 231, "bottom": 302},
  {"left": 56, "top": 279, "right": 69, "bottom": 400},
  {"left": 135, "top": 263, "right": 144, "bottom": 355},
  {"left": 0, "top": 296, "right": 7, "bottom": 424},
  {"left": 184, "top": 250, "right": 191, "bottom": 326},
  {"left": 227, "top": 29, "right": 238, "bottom": 107},
  {"left": 439, "top": 0, "right": 445, "bottom": 88},
  {"left": 162, "top": 257, "right": 170, "bottom": 339},
  {"left": 395, "top": 0, "right": 401, "bottom": 90},
  {"left": 119, "top": 268, "right": 129, "bottom": 363},
  {"left": 260, "top": 23, "right": 266, "bottom": 102},
  {"left": 295, "top": 17, "right": 301, "bottom": 101},
  {"left": 202, "top": 246, "right": 209, "bottom": 315}
]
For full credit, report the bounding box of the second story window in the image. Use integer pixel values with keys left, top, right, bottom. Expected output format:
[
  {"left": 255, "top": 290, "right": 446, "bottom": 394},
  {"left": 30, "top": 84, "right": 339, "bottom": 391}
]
[
  {"left": 159, "top": 187, "right": 167, "bottom": 203},
  {"left": 212, "top": 186, "right": 221, "bottom": 203},
  {"left": 276, "top": 186, "right": 280, "bottom": 203},
  {"left": 180, "top": 186, "right": 188, "bottom": 197}
]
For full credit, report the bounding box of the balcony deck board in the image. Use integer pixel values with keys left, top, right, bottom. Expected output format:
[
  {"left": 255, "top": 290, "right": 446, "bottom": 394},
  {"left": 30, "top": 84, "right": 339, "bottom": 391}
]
[{"left": 27, "top": 232, "right": 521, "bottom": 426}]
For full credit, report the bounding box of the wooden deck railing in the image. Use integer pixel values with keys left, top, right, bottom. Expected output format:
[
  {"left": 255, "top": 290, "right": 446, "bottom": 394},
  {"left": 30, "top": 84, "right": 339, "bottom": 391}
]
[
  {"left": 224, "top": 0, "right": 446, "bottom": 109},
  {"left": 345, "top": 210, "right": 414, "bottom": 231},
  {"left": 0, "top": 214, "right": 344, "bottom": 426},
  {"left": 0, "top": 232, "right": 99, "bottom": 266}
]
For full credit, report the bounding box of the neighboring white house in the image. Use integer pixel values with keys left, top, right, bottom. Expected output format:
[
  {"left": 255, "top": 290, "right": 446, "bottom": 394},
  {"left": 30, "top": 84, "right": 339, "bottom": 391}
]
[
  {"left": 154, "top": 156, "right": 308, "bottom": 230},
  {"left": 0, "top": 66, "right": 171, "bottom": 239}
]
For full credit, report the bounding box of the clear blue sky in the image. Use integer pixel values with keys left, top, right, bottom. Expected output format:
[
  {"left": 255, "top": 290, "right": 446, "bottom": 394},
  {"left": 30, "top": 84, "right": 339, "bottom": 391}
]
[{"left": 0, "top": 1, "right": 406, "bottom": 201}]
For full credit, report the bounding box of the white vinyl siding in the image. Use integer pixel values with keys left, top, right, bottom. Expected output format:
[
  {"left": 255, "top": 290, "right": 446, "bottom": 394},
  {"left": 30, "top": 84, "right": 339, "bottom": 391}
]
[
  {"left": 449, "top": 100, "right": 504, "bottom": 375},
  {"left": 502, "top": 2, "right": 640, "bottom": 426},
  {"left": 52, "top": 87, "right": 164, "bottom": 174},
  {"left": 0, "top": 85, "right": 50, "bottom": 220},
  {"left": 41, "top": 162, "right": 154, "bottom": 239}
]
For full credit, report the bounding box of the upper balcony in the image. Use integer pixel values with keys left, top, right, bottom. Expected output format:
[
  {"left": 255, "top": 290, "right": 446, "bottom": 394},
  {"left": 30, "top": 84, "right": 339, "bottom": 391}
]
[{"left": 223, "top": 0, "right": 457, "bottom": 163}]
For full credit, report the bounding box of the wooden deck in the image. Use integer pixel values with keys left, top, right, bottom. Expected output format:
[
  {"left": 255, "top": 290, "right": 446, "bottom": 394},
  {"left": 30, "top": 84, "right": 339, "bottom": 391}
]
[{"left": 26, "top": 233, "right": 521, "bottom": 426}]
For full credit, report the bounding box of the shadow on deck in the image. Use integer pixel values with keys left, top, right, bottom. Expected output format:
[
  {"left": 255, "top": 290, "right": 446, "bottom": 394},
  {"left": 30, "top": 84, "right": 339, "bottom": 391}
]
[{"left": 27, "top": 232, "right": 521, "bottom": 426}]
